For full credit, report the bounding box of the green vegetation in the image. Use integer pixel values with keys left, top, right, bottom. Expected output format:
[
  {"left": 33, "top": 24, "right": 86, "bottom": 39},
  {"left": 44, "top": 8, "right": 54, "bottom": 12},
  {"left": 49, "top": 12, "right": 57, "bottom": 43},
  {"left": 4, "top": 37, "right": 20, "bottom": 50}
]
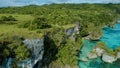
[
  {"left": 95, "top": 42, "right": 116, "bottom": 56},
  {"left": 115, "top": 46, "right": 120, "bottom": 52},
  {"left": 0, "top": 4, "right": 120, "bottom": 67},
  {"left": 95, "top": 42, "right": 108, "bottom": 50},
  {"left": 0, "top": 36, "right": 30, "bottom": 65},
  {"left": 105, "top": 49, "right": 116, "bottom": 56}
]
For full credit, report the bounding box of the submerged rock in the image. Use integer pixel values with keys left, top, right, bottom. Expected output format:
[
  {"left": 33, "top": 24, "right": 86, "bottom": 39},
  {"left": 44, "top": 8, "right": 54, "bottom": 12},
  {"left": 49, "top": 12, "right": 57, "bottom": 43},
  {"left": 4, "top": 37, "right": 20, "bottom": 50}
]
[
  {"left": 81, "top": 57, "right": 88, "bottom": 62},
  {"left": 102, "top": 53, "right": 117, "bottom": 63}
]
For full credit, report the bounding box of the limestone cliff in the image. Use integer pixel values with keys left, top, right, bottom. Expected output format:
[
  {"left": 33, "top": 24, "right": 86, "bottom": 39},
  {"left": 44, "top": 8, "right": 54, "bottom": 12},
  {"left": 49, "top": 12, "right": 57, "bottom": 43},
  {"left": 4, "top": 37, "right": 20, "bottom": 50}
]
[
  {"left": 65, "top": 23, "right": 80, "bottom": 41},
  {"left": 5, "top": 38, "right": 44, "bottom": 68},
  {"left": 18, "top": 39, "right": 44, "bottom": 68}
]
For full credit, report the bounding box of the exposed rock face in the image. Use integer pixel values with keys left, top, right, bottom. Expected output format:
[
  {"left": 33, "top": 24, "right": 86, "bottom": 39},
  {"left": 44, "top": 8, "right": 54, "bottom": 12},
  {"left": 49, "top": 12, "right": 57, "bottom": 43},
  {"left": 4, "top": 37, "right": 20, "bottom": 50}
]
[
  {"left": 94, "top": 47, "right": 104, "bottom": 56},
  {"left": 65, "top": 23, "right": 80, "bottom": 41},
  {"left": 88, "top": 47, "right": 118, "bottom": 63},
  {"left": 87, "top": 51, "right": 97, "bottom": 59},
  {"left": 90, "top": 35, "right": 101, "bottom": 41},
  {"left": 18, "top": 39, "right": 44, "bottom": 68},
  {"left": 117, "top": 20, "right": 120, "bottom": 23},
  {"left": 83, "top": 34, "right": 101, "bottom": 40},
  {"left": 116, "top": 52, "right": 120, "bottom": 58},
  {"left": 102, "top": 53, "right": 117, "bottom": 63}
]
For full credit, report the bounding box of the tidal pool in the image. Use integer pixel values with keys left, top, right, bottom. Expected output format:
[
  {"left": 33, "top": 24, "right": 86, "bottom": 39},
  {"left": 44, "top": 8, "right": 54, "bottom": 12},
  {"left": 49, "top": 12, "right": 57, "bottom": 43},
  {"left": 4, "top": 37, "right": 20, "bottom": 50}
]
[{"left": 78, "top": 23, "right": 120, "bottom": 68}]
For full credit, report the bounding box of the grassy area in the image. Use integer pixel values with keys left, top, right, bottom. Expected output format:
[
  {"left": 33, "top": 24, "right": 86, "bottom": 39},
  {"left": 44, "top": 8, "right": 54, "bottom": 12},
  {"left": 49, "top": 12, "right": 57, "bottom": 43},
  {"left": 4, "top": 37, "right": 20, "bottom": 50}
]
[
  {"left": 0, "top": 14, "right": 34, "bottom": 21},
  {"left": 0, "top": 14, "right": 43, "bottom": 39},
  {"left": 0, "top": 24, "right": 43, "bottom": 39},
  {"left": 0, "top": 14, "right": 75, "bottom": 39}
]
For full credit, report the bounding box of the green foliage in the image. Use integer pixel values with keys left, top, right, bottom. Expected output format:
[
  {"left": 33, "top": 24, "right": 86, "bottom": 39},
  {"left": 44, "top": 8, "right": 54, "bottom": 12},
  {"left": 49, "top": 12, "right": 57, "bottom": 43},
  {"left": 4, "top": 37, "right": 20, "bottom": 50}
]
[
  {"left": 0, "top": 35, "right": 30, "bottom": 63},
  {"left": 0, "top": 19, "right": 4, "bottom": 24},
  {"left": 56, "top": 38, "right": 82, "bottom": 66},
  {"left": 115, "top": 46, "right": 120, "bottom": 52},
  {"left": 0, "top": 15, "right": 17, "bottom": 24},
  {"left": 0, "top": 44, "right": 10, "bottom": 64},
  {"left": 79, "top": 28, "right": 89, "bottom": 37},
  {"left": 1, "top": 16, "right": 17, "bottom": 21},
  {"left": 17, "top": 21, "right": 30, "bottom": 28},
  {"left": 0, "top": 4, "right": 120, "bottom": 67},
  {"left": 105, "top": 49, "right": 116, "bottom": 56},
  {"left": 95, "top": 42, "right": 107, "bottom": 50},
  {"left": 31, "top": 17, "right": 51, "bottom": 29},
  {"left": 14, "top": 45, "right": 30, "bottom": 61},
  {"left": 8, "top": 41, "right": 30, "bottom": 61},
  {"left": 95, "top": 42, "right": 116, "bottom": 56}
]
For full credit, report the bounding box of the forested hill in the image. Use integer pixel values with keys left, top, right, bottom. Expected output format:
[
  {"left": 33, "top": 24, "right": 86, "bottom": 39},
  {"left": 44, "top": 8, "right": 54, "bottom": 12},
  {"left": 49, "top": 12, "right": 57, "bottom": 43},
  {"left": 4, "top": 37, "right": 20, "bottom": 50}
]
[{"left": 0, "top": 4, "right": 120, "bottom": 68}]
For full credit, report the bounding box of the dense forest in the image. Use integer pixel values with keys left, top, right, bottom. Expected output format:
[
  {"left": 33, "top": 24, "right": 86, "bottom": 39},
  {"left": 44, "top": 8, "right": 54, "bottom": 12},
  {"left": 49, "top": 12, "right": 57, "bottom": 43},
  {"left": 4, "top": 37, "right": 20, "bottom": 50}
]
[{"left": 0, "top": 4, "right": 120, "bottom": 67}]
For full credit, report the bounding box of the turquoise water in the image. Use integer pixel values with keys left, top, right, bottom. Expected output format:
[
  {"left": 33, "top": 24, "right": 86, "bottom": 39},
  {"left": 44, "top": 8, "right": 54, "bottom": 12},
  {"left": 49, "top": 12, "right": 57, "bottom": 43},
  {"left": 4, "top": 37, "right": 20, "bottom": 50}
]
[
  {"left": 78, "top": 23, "right": 120, "bottom": 68},
  {"left": 100, "top": 23, "right": 120, "bottom": 49}
]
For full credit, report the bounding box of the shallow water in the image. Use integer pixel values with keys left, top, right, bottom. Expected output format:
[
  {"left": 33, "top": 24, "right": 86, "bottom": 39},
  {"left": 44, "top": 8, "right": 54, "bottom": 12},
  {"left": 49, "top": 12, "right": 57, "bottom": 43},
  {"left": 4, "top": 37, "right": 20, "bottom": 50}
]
[{"left": 78, "top": 23, "right": 120, "bottom": 68}]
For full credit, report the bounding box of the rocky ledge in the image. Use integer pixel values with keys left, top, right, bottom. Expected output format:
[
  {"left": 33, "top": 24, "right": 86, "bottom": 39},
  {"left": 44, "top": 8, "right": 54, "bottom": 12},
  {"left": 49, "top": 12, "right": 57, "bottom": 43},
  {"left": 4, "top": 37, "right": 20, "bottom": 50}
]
[
  {"left": 102, "top": 53, "right": 117, "bottom": 63},
  {"left": 87, "top": 47, "right": 120, "bottom": 63},
  {"left": 87, "top": 51, "right": 97, "bottom": 59}
]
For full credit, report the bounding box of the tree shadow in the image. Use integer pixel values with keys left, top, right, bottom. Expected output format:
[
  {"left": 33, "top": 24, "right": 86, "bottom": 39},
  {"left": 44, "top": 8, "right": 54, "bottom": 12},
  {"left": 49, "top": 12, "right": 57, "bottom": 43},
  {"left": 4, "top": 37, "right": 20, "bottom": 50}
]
[{"left": 41, "top": 35, "right": 58, "bottom": 68}]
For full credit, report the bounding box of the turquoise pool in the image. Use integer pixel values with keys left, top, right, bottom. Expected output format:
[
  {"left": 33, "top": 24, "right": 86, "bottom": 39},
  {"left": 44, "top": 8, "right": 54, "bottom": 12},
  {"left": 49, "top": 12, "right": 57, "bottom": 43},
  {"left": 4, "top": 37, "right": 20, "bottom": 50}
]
[{"left": 78, "top": 23, "right": 120, "bottom": 68}]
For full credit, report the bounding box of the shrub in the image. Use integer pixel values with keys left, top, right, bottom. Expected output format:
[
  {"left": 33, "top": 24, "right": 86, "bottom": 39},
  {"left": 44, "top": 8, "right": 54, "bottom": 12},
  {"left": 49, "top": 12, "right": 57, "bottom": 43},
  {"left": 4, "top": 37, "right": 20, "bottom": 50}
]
[
  {"left": 1, "top": 16, "right": 17, "bottom": 21},
  {"left": 0, "top": 19, "right": 4, "bottom": 24},
  {"left": 18, "top": 21, "right": 30, "bottom": 28},
  {"left": 32, "top": 17, "right": 52, "bottom": 29}
]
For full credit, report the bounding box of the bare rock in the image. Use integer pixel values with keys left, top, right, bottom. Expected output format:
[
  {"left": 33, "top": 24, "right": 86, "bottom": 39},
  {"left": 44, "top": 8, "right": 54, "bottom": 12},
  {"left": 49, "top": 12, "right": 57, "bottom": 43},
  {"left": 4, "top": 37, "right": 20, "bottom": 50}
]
[
  {"left": 94, "top": 47, "right": 104, "bottom": 56},
  {"left": 81, "top": 57, "right": 88, "bottom": 62},
  {"left": 87, "top": 51, "right": 97, "bottom": 59},
  {"left": 117, "top": 52, "right": 120, "bottom": 58},
  {"left": 102, "top": 53, "right": 117, "bottom": 63}
]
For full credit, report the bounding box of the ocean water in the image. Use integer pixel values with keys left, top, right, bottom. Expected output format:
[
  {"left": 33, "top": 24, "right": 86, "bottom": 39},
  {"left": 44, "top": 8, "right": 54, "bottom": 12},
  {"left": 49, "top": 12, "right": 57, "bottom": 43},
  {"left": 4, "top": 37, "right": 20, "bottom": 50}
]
[
  {"left": 78, "top": 23, "right": 120, "bottom": 68},
  {"left": 100, "top": 23, "right": 120, "bottom": 49}
]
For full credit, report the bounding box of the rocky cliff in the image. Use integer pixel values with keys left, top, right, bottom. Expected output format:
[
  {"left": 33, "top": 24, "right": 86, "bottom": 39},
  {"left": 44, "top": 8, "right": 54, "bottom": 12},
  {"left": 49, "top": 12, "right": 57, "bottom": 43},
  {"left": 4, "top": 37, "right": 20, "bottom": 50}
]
[
  {"left": 41, "top": 23, "right": 81, "bottom": 68},
  {"left": 65, "top": 23, "right": 80, "bottom": 40},
  {"left": 18, "top": 39, "right": 44, "bottom": 68},
  {"left": 4, "top": 38, "right": 44, "bottom": 68}
]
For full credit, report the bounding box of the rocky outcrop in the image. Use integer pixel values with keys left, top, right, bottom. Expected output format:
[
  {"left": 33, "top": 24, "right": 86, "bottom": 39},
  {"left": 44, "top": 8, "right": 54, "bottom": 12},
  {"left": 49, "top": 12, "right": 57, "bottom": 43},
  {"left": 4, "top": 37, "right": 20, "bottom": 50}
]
[
  {"left": 83, "top": 34, "right": 102, "bottom": 40},
  {"left": 87, "top": 51, "right": 97, "bottom": 59},
  {"left": 65, "top": 23, "right": 80, "bottom": 41},
  {"left": 81, "top": 57, "right": 88, "bottom": 62},
  {"left": 102, "top": 53, "right": 117, "bottom": 63},
  {"left": 116, "top": 52, "right": 120, "bottom": 58},
  {"left": 88, "top": 47, "right": 119, "bottom": 63},
  {"left": 87, "top": 47, "right": 104, "bottom": 59},
  {"left": 116, "top": 20, "right": 120, "bottom": 23},
  {"left": 94, "top": 47, "right": 104, "bottom": 56},
  {"left": 89, "top": 34, "right": 101, "bottom": 41},
  {"left": 18, "top": 39, "right": 44, "bottom": 68}
]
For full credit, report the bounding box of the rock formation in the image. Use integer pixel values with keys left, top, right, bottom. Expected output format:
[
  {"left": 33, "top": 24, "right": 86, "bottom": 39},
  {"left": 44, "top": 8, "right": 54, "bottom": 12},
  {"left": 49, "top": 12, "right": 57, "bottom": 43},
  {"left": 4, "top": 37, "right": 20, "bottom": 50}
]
[
  {"left": 18, "top": 39, "right": 44, "bottom": 68},
  {"left": 87, "top": 51, "right": 97, "bottom": 59},
  {"left": 4, "top": 38, "right": 44, "bottom": 68},
  {"left": 102, "top": 53, "right": 117, "bottom": 63},
  {"left": 88, "top": 47, "right": 120, "bottom": 63}
]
